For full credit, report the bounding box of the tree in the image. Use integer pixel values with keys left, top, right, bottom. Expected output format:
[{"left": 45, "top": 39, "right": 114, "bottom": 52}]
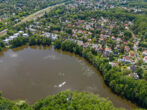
[
  {"left": 144, "top": 72, "right": 147, "bottom": 80},
  {"left": 54, "top": 39, "right": 61, "bottom": 49},
  {"left": 136, "top": 59, "right": 143, "bottom": 66},
  {"left": 66, "top": 28, "right": 72, "bottom": 35},
  {"left": 0, "top": 40, "right": 5, "bottom": 48},
  {"left": 61, "top": 40, "right": 76, "bottom": 52},
  {"left": 124, "top": 30, "right": 132, "bottom": 41},
  {"left": 0, "top": 21, "right": 6, "bottom": 31},
  {"left": 7, "top": 30, "right": 15, "bottom": 36},
  {"left": 33, "top": 91, "right": 123, "bottom": 110},
  {"left": 10, "top": 37, "right": 28, "bottom": 48},
  {"left": 123, "top": 69, "right": 131, "bottom": 75},
  {"left": 29, "top": 36, "right": 37, "bottom": 45},
  {"left": 136, "top": 68, "right": 144, "bottom": 78}
]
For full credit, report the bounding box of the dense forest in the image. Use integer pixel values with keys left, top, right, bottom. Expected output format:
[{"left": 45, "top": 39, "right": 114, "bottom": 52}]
[{"left": 0, "top": 91, "right": 125, "bottom": 110}]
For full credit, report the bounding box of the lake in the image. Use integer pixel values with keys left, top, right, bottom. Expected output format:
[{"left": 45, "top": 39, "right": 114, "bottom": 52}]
[{"left": 0, "top": 45, "right": 136, "bottom": 109}]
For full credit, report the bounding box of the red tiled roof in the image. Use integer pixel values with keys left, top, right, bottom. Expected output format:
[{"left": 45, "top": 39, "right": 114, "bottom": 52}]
[
  {"left": 68, "top": 24, "right": 71, "bottom": 27},
  {"left": 100, "top": 34, "right": 104, "bottom": 37},
  {"left": 105, "top": 47, "right": 112, "bottom": 51},
  {"left": 124, "top": 56, "right": 130, "bottom": 60},
  {"left": 125, "top": 46, "right": 130, "bottom": 51},
  {"left": 99, "top": 48, "right": 103, "bottom": 51},
  {"left": 130, "top": 52, "right": 135, "bottom": 57},
  {"left": 117, "top": 38, "right": 121, "bottom": 40},
  {"left": 125, "top": 24, "right": 128, "bottom": 27},
  {"left": 99, "top": 38, "right": 104, "bottom": 41}
]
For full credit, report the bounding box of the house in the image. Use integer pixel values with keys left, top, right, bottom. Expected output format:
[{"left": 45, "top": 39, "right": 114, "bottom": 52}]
[
  {"left": 77, "top": 20, "right": 83, "bottom": 25},
  {"left": 23, "top": 33, "right": 29, "bottom": 37},
  {"left": 72, "top": 29, "right": 77, "bottom": 34},
  {"left": 143, "top": 56, "right": 147, "bottom": 63},
  {"left": 3, "top": 32, "right": 20, "bottom": 44},
  {"left": 3, "top": 39, "right": 10, "bottom": 44},
  {"left": 100, "top": 34, "right": 104, "bottom": 38},
  {"left": 44, "top": 32, "right": 51, "bottom": 38},
  {"left": 18, "top": 31, "right": 24, "bottom": 34},
  {"left": 123, "top": 41, "right": 127, "bottom": 45},
  {"left": 101, "top": 23, "right": 104, "bottom": 27},
  {"left": 13, "top": 33, "right": 19, "bottom": 37},
  {"left": 51, "top": 34, "right": 58, "bottom": 41},
  {"left": 104, "top": 35, "right": 110, "bottom": 38},
  {"left": 129, "top": 51, "right": 135, "bottom": 57},
  {"left": 123, "top": 56, "right": 131, "bottom": 63},
  {"left": 124, "top": 46, "right": 130, "bottom": 52},
  {"left": 98, "top": 47, "right": 103, "bottom": 53},
  {"left": 44, "top": 32, "right": 58, "bottom": 41},
  {"left": 77, "top": 30, "right": 83, "bottom": 34},
  {"left": 83, "top": 42, "right": 89, "bottom": 48},
  {"left": 90, "top": 28, "right": 94, "bottom": 31},
  {"left": 115, "top": 45, "right": 120, "bottom": 50},
  {"left": 77, "top": 40, "right": 83, "bottom": 46},
  {"left": 29, "top": 28, "right": 36, "bottom": 33},
  {"left": 125, "top": 24, "right": 128, "bottom": 27},
  {"left": 92, "top": 44, "right": 98, "bottom": 49},
  {"left": 125, "top": 24, "right": 129, "bottom": 29},
  {"left": 88, "top": 32, "right": 92, "bottom": 35},
  {"left": 117, "top": 38, "right": 121, "bottom": 43},
  {"left": 129, "top": 73, "right": 139, "bottom": 80},
  {"left": 86, "top": 25, "right": 91, "bottom": 30},
  {"left": 9, "top": 36, "right": 17, "bottom": 40},
  {"left": 88, "top": 39, "right": 92, "bottom": 42},
  {"left": 69, "top": 39, "right": 76, "bottom": 43},
  {"left": 105, "top": 47, "right": 112, "bottom": 53},
  {"left": 128, "top": 21, "right": 133, "bottom": 25},
  {"left": 103, "top": 47, "right": 112, "bottom": 57},
  {"left": 51, "top": 36, "right": 57, "bottom": 41},
  {"left": 125, "top": 57, "right": 132, "bottom": 63},
  {"left": 72, "top": 33, "right": 77, "bottom": 37},
  {"left": 109, "top": 62, "right": 118, "bottom": 67},
  {"left": 111, "top": 36, "right": 116, "bottom": 40},
  {"left": 65, "top": 20, "right": 70, "bottom": 23},
  {"left": 67, "top": 24, "right": 71, "bottom": 27},
  {"left": 142, "top": 50, "right": 147, "bottom": 56},
  {"left": 118, "top": 56, "right": 131, "bottom": 63},
  {"left": 99, "top": 38, "right": 104, "bottom": 41}
]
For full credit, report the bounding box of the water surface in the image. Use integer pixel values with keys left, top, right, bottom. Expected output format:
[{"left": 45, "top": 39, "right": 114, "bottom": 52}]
[{"left": 0, "top": 46, "right": 136, "bottom": 109}]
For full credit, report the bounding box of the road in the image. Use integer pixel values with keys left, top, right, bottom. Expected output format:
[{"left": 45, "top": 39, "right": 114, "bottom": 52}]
[
  {"left": 131, "top": 30, "right": 140, "bottom": 62},
  {"left": 0, "top": 29, "right": 7, "bottom": 36},
  {"left": 0, "top": 3, "right": 65, "bottom": 36},
  {"left": 127, "top": 27, "right": 140, "bottom": 63}
]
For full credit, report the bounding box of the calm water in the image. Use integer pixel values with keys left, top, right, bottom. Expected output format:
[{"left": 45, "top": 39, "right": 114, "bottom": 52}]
[{"left": 0, "top": 45, "right": 136, "bottom": 109}]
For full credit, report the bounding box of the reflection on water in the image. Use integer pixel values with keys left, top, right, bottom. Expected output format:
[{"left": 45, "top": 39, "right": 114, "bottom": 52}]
[{"left": 0, "top": 46, "right": 137, "bottom": 109}]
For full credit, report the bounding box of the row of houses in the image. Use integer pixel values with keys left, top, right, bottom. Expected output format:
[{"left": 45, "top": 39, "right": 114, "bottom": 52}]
[
  {"left": 3, "top": 31, "right": 29, "bottom": 44},
  {"left": 43, "top": 32, "right": 58, "bottom": 41}
]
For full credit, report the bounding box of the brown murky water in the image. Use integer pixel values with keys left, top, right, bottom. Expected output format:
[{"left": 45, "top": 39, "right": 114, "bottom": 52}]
[{"left": 0, "top": 45, "right": 137, "bottom": 109}]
